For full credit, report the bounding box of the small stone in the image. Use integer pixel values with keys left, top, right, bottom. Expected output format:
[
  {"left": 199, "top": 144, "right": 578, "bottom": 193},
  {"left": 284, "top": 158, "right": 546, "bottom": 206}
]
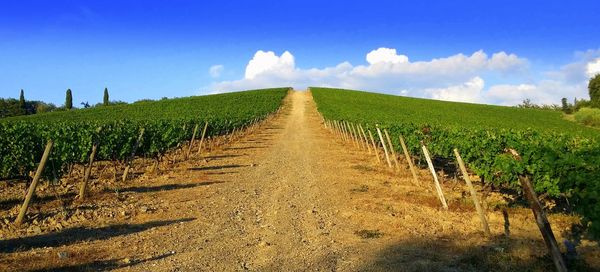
[
  {"left": 121, "top": 258, "right": 131, "bottom": 264},
  {"left": 57, "top": 251, "right": 69, "bottom": 259},
  {"left": 140, "top": 206, "right": 149, "bottom": 213}
]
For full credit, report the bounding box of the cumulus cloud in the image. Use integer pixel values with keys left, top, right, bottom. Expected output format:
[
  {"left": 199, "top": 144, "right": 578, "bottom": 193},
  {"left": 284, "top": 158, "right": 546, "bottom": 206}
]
[
  {"left": 209, "top": 47, "right": 600, "bottom": 105},
  {"left": 209, "top": 65, "right": 224, "bottom": 78},
  {"left": 424, "top": 77, "right": 485, "bottom": 103},
  {"left": 366, "top": 47, "right": 409, "bottom": 64},
  {"left": 245, "top": 50, "right": 295, "bottom": 79},
  {"left": 587, "top": 58, "right": 600, "bottom": 77},
  {"left": 212, "top": 48, "right": 527, "bottom": 96}
]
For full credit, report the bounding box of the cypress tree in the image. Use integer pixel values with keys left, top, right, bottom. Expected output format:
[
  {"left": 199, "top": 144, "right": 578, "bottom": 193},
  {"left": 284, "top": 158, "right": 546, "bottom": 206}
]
[
  {"left": 19, "top": 89, "right": 26, "bottom": 113},
  {"left": 103, "top": 87, "right": 109, "bottom": 106},
  {"left": 66, "top": 89, "right": 73, "bottom": 110}
]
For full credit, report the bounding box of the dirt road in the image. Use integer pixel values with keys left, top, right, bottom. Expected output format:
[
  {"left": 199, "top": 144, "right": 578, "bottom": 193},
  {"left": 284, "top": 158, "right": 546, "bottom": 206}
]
[{"left": 1, "top": 91, "right": 598, "bottom": 271}]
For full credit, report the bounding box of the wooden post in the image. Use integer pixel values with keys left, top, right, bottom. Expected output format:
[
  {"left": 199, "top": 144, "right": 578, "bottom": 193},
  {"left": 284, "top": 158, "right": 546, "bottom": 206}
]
[
  {"left": 359, "top": 124, "right": 372, "bottom": 154},
  {"left": 505, "top": 148, "right": 567, "bottom": 271},
  {"left": 122, "top": 128, "right": 145, "bottom": 182},
  {"left": 376, "top": 125, "right": 393, "bottom": 168},
  {"left": 422, "top": 144, "right": 448, "bottom": 209},
  {"left": 197, "top": 121, "right": 209, "bottom": 155},
  {"left": 78, "top": 142, "right": 98, "bottom": 200},
  {"left": 342, "top": 121, "right": 350, "bottom": 142},
  {"left": 399, "top": 135, "right": 419, "bottom": 185},
  {"left": 354, "top": 123, "right": 367, "bottom": 151},
  {"left": 15, "top": 140, "right": 53, "bottom": 226},
  {"left": 453, "top": 148, "right": 490, "bottom": 236},
  {"left": 384, "top": 129, "right": 400, "bottom": 171},
  {"left": 186, "top": 123, "right": 199, "bottom": 159},
  {"left": 349, "top": 122, "right": 359, "bottom": 148},
  {"left": 521, "top": 176, "right": 567, "bottom": 271},
  {"left": 368, "top": 130, "right": 381, "bottom": 163}
]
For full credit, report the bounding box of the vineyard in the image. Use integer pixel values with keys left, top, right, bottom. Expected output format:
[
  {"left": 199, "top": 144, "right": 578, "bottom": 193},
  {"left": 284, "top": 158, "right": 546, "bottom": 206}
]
[
  {"left": 0, "top": 88, "right": 288, "bottom": 182},
  {"left": 311, "top": 87, "right": 600, "bottom": 237}
]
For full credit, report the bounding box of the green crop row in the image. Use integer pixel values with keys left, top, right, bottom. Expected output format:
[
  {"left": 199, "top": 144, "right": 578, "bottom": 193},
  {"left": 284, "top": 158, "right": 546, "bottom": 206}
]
[
  {"left": 311, "top": 87, "right": 600, "bottom": 236},
  {"left": 0, "top": 88, "right": 289, "bottom": 181}
]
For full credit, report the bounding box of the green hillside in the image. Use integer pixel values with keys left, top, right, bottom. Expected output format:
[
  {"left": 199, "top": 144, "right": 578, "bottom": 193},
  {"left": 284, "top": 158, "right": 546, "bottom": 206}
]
[{"left": 311, "top": 87, "right": 598, "bottom": 139}]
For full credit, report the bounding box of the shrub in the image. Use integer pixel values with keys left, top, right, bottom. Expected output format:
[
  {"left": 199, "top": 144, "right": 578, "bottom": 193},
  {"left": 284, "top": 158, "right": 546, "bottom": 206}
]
[{"left": 574, "top": 107, "right": 600, "bottom": 127}]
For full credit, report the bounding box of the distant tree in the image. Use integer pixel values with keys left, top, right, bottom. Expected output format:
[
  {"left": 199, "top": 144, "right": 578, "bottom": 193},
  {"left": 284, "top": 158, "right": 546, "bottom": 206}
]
[
  {"left": 590, "top": 74, "right": 600, "bottom": 106},
  {"left": 561, "top": 97, "right": 572, "bottom": 114},
  {"left": 103, "top": 87, "right": 109, "bottom": 106},
  {"left": 65, "top": 89, "right": 73, "bottom": 110},
  {"left": 19, "top": 89, "right": 26, "bottom": 114}
]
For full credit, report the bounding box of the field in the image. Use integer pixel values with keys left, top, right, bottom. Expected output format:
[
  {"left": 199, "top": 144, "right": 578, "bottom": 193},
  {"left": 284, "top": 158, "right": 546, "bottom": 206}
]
[
  {"left": 0, "top": 88, "right": 288, "bottom": 181},
  {"left": 312, "top": 87, "right": 600, "bottom": 237},
  {"left": 0, "top": 89, "right": 599, "bottom": 271}
]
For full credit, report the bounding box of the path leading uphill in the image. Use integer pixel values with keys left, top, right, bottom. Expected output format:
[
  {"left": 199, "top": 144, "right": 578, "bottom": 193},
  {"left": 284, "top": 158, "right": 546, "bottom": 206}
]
[{"left": 1, "top": 91, "right": 592, "bottom": 271}]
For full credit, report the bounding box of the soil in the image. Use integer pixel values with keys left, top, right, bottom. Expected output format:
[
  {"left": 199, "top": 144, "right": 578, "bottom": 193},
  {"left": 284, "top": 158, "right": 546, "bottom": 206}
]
[{"left": 1, "top": 91, "right": 598, "bottom": 271}]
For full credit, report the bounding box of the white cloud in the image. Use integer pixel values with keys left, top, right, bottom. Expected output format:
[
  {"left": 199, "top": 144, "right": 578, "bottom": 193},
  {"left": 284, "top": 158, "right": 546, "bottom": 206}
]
[
  {"left": 209, "top": 47, "right": 600, "bottom": 105},
  {"left": 424, "top": 77, "right": 485, "bottom": 103},
  {"left": 245, "top": 50, "right": 295, "bottom": 79},
  {"left": 212, "top": 48, "right": 527, "bottom": 97},
  {"left": 366, "top": 47, "right": 409, "bottom": 64},
  {"left": 486, "top": 80, "right": 588, "bottom": 106},
  {"left": 587, "top": 58, "right": 600, "bottom": 77},
  {"left": 209, "top": 65, "right": 224, "bottom": 78}
]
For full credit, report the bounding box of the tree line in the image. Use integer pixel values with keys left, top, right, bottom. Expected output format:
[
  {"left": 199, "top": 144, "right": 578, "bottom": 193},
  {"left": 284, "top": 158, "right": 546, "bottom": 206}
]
[{"left": 0, "top": 88, "right": 117, "bottom": 118}]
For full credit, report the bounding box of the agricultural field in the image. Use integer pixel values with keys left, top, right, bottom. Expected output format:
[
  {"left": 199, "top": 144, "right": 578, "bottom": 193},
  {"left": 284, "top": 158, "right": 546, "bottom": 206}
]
[
  {"left": 0, "top": 88, "right": 288, "bottom": 181},
  {"left": 312, "top": 87, "right": 600, "bottom": 237}
]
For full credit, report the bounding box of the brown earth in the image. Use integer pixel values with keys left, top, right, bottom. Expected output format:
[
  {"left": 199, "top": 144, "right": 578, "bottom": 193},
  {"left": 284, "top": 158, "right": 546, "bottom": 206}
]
[{"left": 1, "top": 91, "right": 599, "bottom": 271}]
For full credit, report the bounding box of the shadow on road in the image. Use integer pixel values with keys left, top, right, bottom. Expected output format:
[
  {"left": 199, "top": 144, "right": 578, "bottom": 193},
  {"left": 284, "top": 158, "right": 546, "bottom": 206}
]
[
  {"left": 188, "top": 164, "right": 246, "bottom": 171},
  {"left": 0, "top": 218, "right": 195, "bottom": 253},
  {"left": 353, "top": 234, "right": 591, "bottom": 271},
  {"left": 104, "top": 181, "right": 225, "bottom": 194}
]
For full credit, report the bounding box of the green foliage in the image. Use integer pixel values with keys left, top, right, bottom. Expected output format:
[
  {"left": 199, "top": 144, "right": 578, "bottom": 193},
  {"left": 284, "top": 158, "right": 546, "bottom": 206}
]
[
  {"left": 65, "top": 89, "right": 73, "bottom": 110},
  {"left": 0, "top": 88, "right": 287, "bottom": 181},
  {"left": 574, "top": 108, "right": 600, "bottom": 128},
  {"left": 311, "top": 87, "right": 600, "bottom": 237},
  {"left": 590, "top": 74, "right": 600, "bottom": 104},
  {"left": 103, "top": 88, "right": 109, "bottom": 106}
]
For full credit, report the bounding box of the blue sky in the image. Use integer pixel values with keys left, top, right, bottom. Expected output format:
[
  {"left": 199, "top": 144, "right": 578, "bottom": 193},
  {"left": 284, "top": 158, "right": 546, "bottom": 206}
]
[{"left": 1, "top": 1, "right": 599, "bottom": 106}]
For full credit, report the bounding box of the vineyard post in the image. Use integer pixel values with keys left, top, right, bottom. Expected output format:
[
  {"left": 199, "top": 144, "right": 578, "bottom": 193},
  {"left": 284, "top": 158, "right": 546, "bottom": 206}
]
[
  {"left": 186, "top": 123, "right": 199, "bottom": 159},
  {"left": 399, "top": 135, "right": 419, "bottom": 185},
  {"left": 342, "top": 121, "right": 350, "bottom": 142},
  {"left": 359, "top": 124, "right": 372, "bottom": 154},
  {"left": 197, "top": 121, "right": 209, "bottom": 155},
  {"left": 453, "top": 148, "right": 490, "bottom": 236},
  {"left": 383, "top": 129, "right": 400, "bottom": 171},
  {"left": 506, "top": 149, "right": 567, "bottom": 272},
  {"left": 337, "top": 121, "right": 346, "bottom": 142},
  {"left": 421, "top": 144, "right": 448, "bottom": 209},
  {"left": 520, "top": 175, "right": 567, "bottom": 272},
  {"left": 333, "top": 121, "right": 340, "bottom": 138},
  {"left": 122, "top": 128, "right": 145, "bottom": 183},
  {"left": 355, "top": 123, "right": 367, "bottom": 151},
  {"left": 339, "top": 121, "right": 347, "bottom": 141},
  {"left": 376, "top": 125, "right": 393, "bottom": 168},
  {"left": 15, "top": 140, "right": 53, "bottom": 226},
  {"left": 349, "top": 122, "right": 359, "bottom": 148},
  {"left": 78, "top": 142, "right": 99, "bottom": 200},
  {"left": 368, "top": 130, "right": 381, "bottom": 164}
]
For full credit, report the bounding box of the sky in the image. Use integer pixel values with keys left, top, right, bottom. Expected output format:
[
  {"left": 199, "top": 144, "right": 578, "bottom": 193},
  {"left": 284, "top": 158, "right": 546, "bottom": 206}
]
[{"left": 1, "top": 0, "right": 600, "bottom": 106}]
